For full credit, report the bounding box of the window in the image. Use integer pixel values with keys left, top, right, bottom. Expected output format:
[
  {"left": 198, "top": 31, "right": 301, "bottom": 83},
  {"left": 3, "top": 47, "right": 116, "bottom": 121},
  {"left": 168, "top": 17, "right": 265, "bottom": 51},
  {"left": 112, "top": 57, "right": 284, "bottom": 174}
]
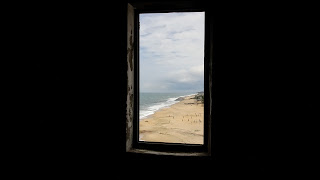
[
  {"left": 126, "top": 1, "right": 213, "bottom": 156},
  {"left": 139, "top": 12, "right": 205, "bottom": 145}
]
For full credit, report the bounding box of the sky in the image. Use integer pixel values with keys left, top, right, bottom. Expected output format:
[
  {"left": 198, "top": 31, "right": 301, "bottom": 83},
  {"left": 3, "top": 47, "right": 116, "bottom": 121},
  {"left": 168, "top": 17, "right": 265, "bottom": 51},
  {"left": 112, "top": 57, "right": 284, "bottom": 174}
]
[{"left": 139, "top": 12, "right": 204, "bottom": 93}]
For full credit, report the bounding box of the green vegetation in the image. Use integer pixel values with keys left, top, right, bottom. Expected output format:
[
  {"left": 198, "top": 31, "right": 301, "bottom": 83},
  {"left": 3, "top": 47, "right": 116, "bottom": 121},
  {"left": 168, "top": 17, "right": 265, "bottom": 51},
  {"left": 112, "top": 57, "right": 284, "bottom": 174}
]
[{"left": 194, "top": 93, "right": 204, "bottom": 104}]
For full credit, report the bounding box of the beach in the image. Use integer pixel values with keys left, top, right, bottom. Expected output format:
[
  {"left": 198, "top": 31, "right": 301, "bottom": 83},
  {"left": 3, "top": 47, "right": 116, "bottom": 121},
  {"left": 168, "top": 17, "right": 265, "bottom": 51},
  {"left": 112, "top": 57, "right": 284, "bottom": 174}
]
[{"left": 139, "top": 95, "right": 204, "bottom": 144}]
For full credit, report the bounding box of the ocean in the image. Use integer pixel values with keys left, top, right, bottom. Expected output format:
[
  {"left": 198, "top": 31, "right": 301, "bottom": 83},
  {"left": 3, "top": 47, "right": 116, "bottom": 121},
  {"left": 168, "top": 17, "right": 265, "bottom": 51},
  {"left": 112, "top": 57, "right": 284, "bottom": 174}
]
[{"left": 139, "top": 92, "right": 197, "bottom": 119}]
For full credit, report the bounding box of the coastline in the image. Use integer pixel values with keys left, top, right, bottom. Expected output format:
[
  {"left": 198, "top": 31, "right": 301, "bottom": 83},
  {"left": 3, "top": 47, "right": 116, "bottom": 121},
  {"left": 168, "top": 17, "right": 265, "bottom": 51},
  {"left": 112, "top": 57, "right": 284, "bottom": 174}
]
[
  {"left": 139, "top": 94, "right": 204, "bottom": 144},
  {"left": 139, "top": 93, "right": 196, "bottom": 120}
]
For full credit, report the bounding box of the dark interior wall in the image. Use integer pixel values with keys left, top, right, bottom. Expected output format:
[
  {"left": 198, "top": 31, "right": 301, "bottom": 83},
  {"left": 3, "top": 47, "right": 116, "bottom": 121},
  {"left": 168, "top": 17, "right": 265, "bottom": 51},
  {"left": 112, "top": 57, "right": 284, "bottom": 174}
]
[{"left": 28, "top": 0, "right": 315, "bottom": 176}]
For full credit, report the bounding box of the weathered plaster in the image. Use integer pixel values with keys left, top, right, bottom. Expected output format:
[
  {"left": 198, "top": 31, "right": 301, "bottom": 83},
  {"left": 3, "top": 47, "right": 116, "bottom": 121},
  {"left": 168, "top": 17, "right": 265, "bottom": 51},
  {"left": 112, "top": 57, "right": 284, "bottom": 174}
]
[{"left": 126, "top": 3, "right": 134, "bottom": 152}]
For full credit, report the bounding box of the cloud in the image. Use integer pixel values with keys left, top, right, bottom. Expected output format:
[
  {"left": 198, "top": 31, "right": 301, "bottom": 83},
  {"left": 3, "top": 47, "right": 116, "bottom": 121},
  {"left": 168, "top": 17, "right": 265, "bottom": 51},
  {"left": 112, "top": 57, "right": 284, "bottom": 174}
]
[
  {"left": 139, "top": 12, "right": 204, "bottom": 92},
  {"left": 163, "top": 65, "right": 204, "bottom": 91}
]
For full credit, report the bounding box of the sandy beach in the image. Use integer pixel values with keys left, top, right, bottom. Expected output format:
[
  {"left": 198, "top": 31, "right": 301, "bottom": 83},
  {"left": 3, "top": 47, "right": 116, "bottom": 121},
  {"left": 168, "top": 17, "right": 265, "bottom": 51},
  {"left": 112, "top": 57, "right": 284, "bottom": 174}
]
[{"left": 139, "top": 95, "right": 204, "bottom": 144}]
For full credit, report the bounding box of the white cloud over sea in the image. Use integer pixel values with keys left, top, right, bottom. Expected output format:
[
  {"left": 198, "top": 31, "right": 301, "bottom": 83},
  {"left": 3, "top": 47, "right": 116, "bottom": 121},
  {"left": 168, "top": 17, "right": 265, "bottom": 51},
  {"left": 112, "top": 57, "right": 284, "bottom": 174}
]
[{"left": 139, "top": 12, "right": 204, "bottom": 92}]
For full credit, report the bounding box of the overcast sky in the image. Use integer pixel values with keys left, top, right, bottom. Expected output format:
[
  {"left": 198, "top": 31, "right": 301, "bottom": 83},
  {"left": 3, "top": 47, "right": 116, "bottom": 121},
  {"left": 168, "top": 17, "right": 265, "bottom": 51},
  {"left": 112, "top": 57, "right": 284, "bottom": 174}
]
[{"left": 139, "top": 12, "right": 204, "bottom": 93}]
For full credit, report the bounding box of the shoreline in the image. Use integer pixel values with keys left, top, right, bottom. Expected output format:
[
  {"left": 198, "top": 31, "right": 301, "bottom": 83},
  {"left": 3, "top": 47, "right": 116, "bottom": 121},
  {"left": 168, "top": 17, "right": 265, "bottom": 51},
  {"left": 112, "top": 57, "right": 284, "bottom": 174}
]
[
  {"left": 139, "top": 93, "right": 197, "bottom": 120},
  {"left": 139, "top": 94, "right": 204, "bottom": 144}
]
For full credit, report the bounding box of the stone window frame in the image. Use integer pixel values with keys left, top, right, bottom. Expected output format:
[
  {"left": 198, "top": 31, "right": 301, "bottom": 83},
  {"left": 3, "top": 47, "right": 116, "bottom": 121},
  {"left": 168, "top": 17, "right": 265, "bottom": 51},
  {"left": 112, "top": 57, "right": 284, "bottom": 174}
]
[{"left": 126, "top": 1, "right": 214, "bottom": 156}]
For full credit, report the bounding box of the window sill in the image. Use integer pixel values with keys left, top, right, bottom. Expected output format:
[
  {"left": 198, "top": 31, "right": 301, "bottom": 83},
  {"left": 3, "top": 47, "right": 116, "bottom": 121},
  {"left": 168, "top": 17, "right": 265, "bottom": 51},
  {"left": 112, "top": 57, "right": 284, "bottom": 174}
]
[{"left": 127, "top": 148, "right": 210, "bottom": 157}]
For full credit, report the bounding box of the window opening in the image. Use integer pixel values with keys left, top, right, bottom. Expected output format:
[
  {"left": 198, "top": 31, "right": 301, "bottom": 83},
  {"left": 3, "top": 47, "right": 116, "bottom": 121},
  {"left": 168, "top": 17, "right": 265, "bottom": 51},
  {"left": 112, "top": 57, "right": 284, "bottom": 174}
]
[{"left": 138, "top": 12, "right": 205, "bottom": 145}]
